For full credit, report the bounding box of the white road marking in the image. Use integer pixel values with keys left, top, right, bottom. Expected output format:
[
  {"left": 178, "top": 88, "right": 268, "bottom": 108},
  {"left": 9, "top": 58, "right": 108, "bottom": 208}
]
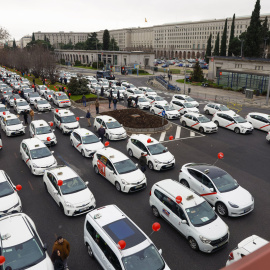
[
  {"left": 80, "top": 116, "right": 84, "bottom": 118},
  {"left": 175, "top": 126, "right": 181, "bottom": 139},
  {"left": 190, "top": 131, "right": 195, "bottom": 137},
  {"left": 159, "top": 131, "right": 166, "bottom": 142}
]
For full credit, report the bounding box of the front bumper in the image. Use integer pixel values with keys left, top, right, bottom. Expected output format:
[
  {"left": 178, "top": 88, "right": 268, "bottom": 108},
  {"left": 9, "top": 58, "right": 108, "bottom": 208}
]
[
  {"left": 242, "top": 128, "right": 253, "bottom": 134},
  {"left": 109, "top": 133, "right": 127, "bottom": 140},
  {"left": 167, "top": 114, "right": 180, "bottom": 119},
  {"left": 228, "top": 203, "right": 254, "bottom": 217},
  {"left": 65, "top": 201, "right": 96, "bottom": 216},
  {"left": 199, "top": 233, "right": 229, "bottom": 253},
  {"left": 155, "top": 159, "right": 175, "bottom": 170},
  {"left": 7, "top": 129, "right": 25, "bottom": 136},
  {"left": 122, "top": 182, "right": 147, "bottom": 193},
  {"left": 204, "top": 127, "right": 218, "bottom": 133},
  {"left": 58, "top": 102, "right": 71, "bottom": 107},
  {"left": 32, "top": 163, "right": 57, "bottom": 175},
  {"left": 0, "top": 204, "right": 22, "bottom": 216},
  {"left": 38, "top": 106, "right": 52, "bottom": 111}
]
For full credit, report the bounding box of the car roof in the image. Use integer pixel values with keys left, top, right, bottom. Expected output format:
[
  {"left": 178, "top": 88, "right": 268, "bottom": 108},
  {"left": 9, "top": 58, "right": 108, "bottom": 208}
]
[
  {"left": 96, "top": 147, "right": 128, "bottom": 163},
  {"left": 16, "top": 98, "right": 26, "bottom": 102},
  {"left": 173, "top": 94, "right": 190, "bottom": 98},
  {"left": 131, "top": 134, "right": 159, "bottom": 145},
  {"left": 216, "top": 111, "right": 238, "bottom": 116},
  {"left": 3, "top": 113, "right": 18, "bottom": 120},
  {"left": 46, "top": 165, "right": 77, "bottom": 180},
  {"left": 248, "top": 112, "right": 270, "bottom": 118},
  {"left": 206, "top": 103, "right": 221, "bottom": 106},
  {"left": 55, "top": 109, "right": 74, "bottom": 116},
  {"left": 32, "top": 119, "right": 49, "bottom": 127},
  {"left": 36, "top": 98, "right": 47, "bottom": 101},
  {"left": 238, "top": 235, "right": 269, "bottom": 253},
  {"left": 21, "top": 138, "right": 46, "bottom": 149},
  {"left": 184, "top": 112, "right": 205, "bottom": 117},
  {"left": 73, "top": 128, "right": 94, "bottom": 136},
  {"left": 96, "top": 115, "right": 117, "bottom": 122}
]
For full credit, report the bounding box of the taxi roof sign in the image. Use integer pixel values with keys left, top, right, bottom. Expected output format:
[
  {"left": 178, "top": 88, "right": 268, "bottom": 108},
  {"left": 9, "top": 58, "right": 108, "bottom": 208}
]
[
  {"left": 57, "top": 172, "right": 63, "bottom": 175},
  {"left": 34, "top": 144, "right": 40, "bottom": 148},
  {"left": 186, "top": 195, "right": 194, "bottom": 201}
]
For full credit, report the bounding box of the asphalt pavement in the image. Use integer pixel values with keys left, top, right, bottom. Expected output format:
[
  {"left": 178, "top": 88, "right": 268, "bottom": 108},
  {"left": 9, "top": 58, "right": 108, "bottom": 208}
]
[{"left": 1, "top": 71, "right": 270, "bottom": 270}]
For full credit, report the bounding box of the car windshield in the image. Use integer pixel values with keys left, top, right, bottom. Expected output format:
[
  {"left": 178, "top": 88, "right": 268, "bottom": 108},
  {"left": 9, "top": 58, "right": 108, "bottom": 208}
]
[
  {"left": 46, "top": 91, "right": 54, "bottom": 95},
  {"left": 90, "top": 80, "right": 97, "bottom": 84},
  {"left": 138, "top": 97, "right": 148, "bottom": 102},
  {"left": 122, "top": 244, "right": 165, "bottom": 270},
  {"left": 0, "top": 181, "right": 14, "bottom": 197},
  {"left": 61, "top": 115, "right": 76, "bottom": 123},
  {"left": 146, "top": 89, "right": 155, "bottom": 92},
  {"left": 163, "top": 105, "right": 175, "bottom": 111},
  {"left": 39, "top": 86, "right": 47, "bottom": 90},
  {"left": 113, "top": 159, "right": 137, "bottom": 174},
  {"left": 155, "top": 96, "right": 164, "bottom": 101},
  {"left": 106, "top": 121, "right": 121, "bottom": 129},
  {"left": 58, "top": 95, "right": 68, "bottom": 100},
  {"left": 2, "top": 238, "right": 45, "bottom": 270},
  {"left": 37, "top": 100, "right": 48, "bottom": 105},
  {"left": 184, "top": 102, "right": 194, "bottom": 108},
  {"left": 220, "top": 105, "right": 230, "bottom": 111},
  {"left": 60, "top": 176, "right": 86, "bottom": 195},
  {"left": 36, "top": 126, "right": 51, "bottom": 135},
  {"left": 185, "top": 97, "right": 195, "bottom": 102},
  {"left": 116, "top": 86, "right": 125, "bottom": 90},
  {"left": 29, "top": 93, "right": 39, "bottom": 98},
  {"left": 17, "top": 101, "right": 28, "bottom": 106},
  {"left": 186, "top": 201, "right": 217, "bottom": 227},
  {"left": 0, "top": 107, "right": 8, "bottom": 112},
  {"left": 82, "top": 135, "right": 100, "bottom": 144},
  {"left": 211, "top": 171, "right": 239, "bottom": 193},
  {"left": 129, "top": 84, "right": 135, "bottom": 88},
  {"left": 30, "top": 147, "right": 51, "bottom": 159},
  {"left": 134, "top": 90, "right": 142, "bottom": 94},
  {"left": 23, "top": 89, "right": 32, "bottom": 93},
  {"left": 233, "top": 116, "right": 247, "bottom": 123},
  {"left": 147, "top": 143, "right": 167, "bottom": 155},
  {"left": 6, "top": 118, "right": 21, "bottom": 126},
  {"left": 198, "top": 116, "right": 211, "bottom": 123}
]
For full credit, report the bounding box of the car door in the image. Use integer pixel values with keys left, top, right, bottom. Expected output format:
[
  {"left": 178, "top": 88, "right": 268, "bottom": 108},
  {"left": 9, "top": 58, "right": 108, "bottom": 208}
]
[
  {"left": 73, "top": 132, "right": 82, "bottom": 152},
  {"left": 21, "top": 143, "right": 30, "bottom": 166},
  {"left": 257, "top": 116, "right": 270, "bottom": 131},
  {"left": 171, "top": 203, "right": 191, "bottom": 236},
  {"left": 172, "top": 100, "right": 184, "bottom": 114},
  {"left": 95, "top": 118, "right": 101, "bottom": 130},
  {"left": 183, "top": 114, "right": 193, "bottom": 126},
  {"left": 29, "top": 123, "right": 35, "bottom": 137},
  {"left": 46, "top": 172, "right": 57, "bottom": 197},
  {"left": 225, "top": 115, "right": 236, "bottom": 131},
  {"left": 187, "top": 169, "right": 204, "bottom": 194},
  {"left": 97, "top": 155, "right": 107, "bottom": 178},
  {"left": 200, "top": 174, "right": 217, "bottom": 205},
  {"left": 105, "top": 160, "right": 116, "bottom": 184},
  {"left": 190, "top": 116, "right": 200, "bottom": 130},
  {"left": 216, "top": 113, "right": 227, "bottom": 127},
  {"left": 130, "top": 139, "right": 141, "bottom": 158},
  {"left": 1, "top": 118, "right": 6, "bottom": 132}
]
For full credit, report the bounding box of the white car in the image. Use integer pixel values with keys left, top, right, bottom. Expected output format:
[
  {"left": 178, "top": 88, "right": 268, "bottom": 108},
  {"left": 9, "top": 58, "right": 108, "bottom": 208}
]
[
  {"left": 226, "top": 235, "right": 269, "bottom": 266},
  {"left": 179, "top": 163, "right": 254, "bottom": 217},
  {"left": 127, "top": 134, "right": 175, "bottom": 170},
  {"left": 151, "top": 104, "right": 180, "bottom": 119},
  {"left": 129, "top": 95, "right": 150, "bottom": 110},
  {"left": 3, "top": 90, "right": 13, "bottom": 100},
  {"left": 212, "top": 112, "right": 253, "bottom": 134},
  {"left": 246, "top": 112, "right": 270, "bottom": 132},
  {"left": 145, "top": 95, "right": 168, "bottom": 106},
  {"left": 104, "top": 89, "right": 124, "bottom": 99},
  {"left": 172, "top": 94, "right": 199, "bottom": 107},
  {"left": 204, "top": 103, "right": 234, "bottom": 115},
  {"left": 138, "top": 87, "right": 157, "bottom": 96},
  {"left": 20, "top": 138, "right": 58, "bottom": 175},
  {"left": 110, "top": 85, "right": 126, "bottom": 96},
  {"left": 180, "top": 113, "right": 218, "bottom": 133},
  {"left": 22, "top": 88, "right": 34, "bottom": 99},
  {"left": 43, "top": 165, "right": 96, "bottom": 216},
  {"left": 0, "top": 104, "right": 9, "bottom": 117},
  {"left": 37, "top": 85, "right": 49, "bottom": 96},
  {"left": 98, "top": 81, "right": 109, "bottom": 90},
  {"left": 14, "top": 98, "right": 31, "bottom": 114},
  {"left": 124, "top": 88, "right": 144, "bottom": 98},
  {"left": 90, "top": 85, "right": 101, "bottom": 94},
  {"left": 93, "top": 115, "right": 127, "bottom": 140},
  {"left": 7, "top": 94, "right": 20, "bottom": 107},
  {"left": 70, "top": 128, "right": 104, "bottom": 158},
  {"left": 170, "top": 100, "right": 199, "bottom": 115},
  {"left": 44, "top": 90, "right": 55, "bottom": 101},
  {"left": 0, "top": 212, "right": 54, "bottom": 270},
  {"left": 52, "top": 92, "right": 71, "bottom": 107},
  {"left": 149, "top": 179, "right": 229, "bottom": 253},
  {"left": 54, "top": 109, "right": 80, "bottom": 134},
  {"left": 92, "top": 147, "right": 147, "bottom": 192},
  {"left": 27, "top": 92, "right": 42, "bottom": 104},
  {"left": 29, "top": 120, "right": 57, "bottom": 145},
  {"left": 34, "top": 98, "right": 52, "bottom": 112},
  {"left": 0, "top": 170, "right": 22, "bottom": 215},
  {"left": 0, "top": 114, "right": 25, "bottom": 136}
]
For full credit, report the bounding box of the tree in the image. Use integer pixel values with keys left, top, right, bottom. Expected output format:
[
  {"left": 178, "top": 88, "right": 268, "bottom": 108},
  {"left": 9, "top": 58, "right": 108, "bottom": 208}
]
[
  {"left": 32, "top": 33, "right": 35, "bottom": 42},
  {"left": 220, "top": 19, "right": 228, "bottom": 56},
  {"left": 26, "top": 39, "right": 53, "bottom": 51},
  {"left": 205, "top": 34, "right": 212, "bottom": 63},
  {"left": 44, "top": 35, "right": 47, "bottom": 41},
  {"left": 103, "top": 29, "right": 110, "bottom": 50},
  {"left": 67, "top": 77, "right": 90, "bottom": 95},
  {"left": 260, "top": 17, "right": 269, "bottom": 57},
  {"left": 0, "top": 26, "right": 10, "bottom": 41},
  {"left": 85, "top": 32, "right": 102, "bottom": 50},
  {"left": 244, "top": 0, "right": 261, "bottom": 57},
  {"left": 191, "top": 61, "right": 204, "bottom": 82},
  {"left": 228, "top": 14, "right": 235, "bottom": 56},
  {"left": 213, "top": 33, "right": 220, "bottom": 56},
  {"left": 74, "top": 42, "right": 86, "bottom": 50},
  {"left": 12, "top": 39, "right": 17, "bottom": 49},
  {"left": 229, "top": 38, "right": 242, "bottom": 56},
  {"left": 109, "top": 37, "right": 119, "bottom": 51}
]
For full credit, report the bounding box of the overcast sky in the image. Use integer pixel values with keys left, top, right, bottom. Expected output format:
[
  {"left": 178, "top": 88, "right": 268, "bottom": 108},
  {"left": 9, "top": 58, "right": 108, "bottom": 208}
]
[{"left": 1, "top": 0, "right": 270, "bottom": 40}]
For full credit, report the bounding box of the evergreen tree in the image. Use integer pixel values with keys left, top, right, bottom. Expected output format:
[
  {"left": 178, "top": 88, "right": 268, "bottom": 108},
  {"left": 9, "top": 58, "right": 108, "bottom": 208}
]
[
  {"left": 205, "top": 33, "right": 212, "bottom": 63},
  {"left": 103, "top": 30, "right": 110, "bottom": 50},
  {"left": 109, "top": 37, "right": 119, "bottom": 51},
  {"left": 244, "top": 0, "right": 261, "bottom": 57},
  {"left": 229, "top": 38, "right": 242, "bottom": 56},
  {"left": 12, "top": 39, "right": 17, "bottom": 49},
  {"left": 191, "top": 61, "right": 204, "bottom": 82},
  {"left": 213, "top": 33, "right": 220, "bottom": 56},
  {"left": 220, "top": 19, "right": 228, "bottom": 56},
  {"left": 228, "top": 14, "right": 235, "bottom": 56},
  {"left": 85, "top": 33, "right": 101, "bottom": 50},
  {"left": 260, "top": 17, "right": 269, "bottom": 57},
  {"left": 32, "top": 33, "right": 35, "bottom": 42},
  {"left": 44, "top": 35, "right": 47, "bottom": 41}
]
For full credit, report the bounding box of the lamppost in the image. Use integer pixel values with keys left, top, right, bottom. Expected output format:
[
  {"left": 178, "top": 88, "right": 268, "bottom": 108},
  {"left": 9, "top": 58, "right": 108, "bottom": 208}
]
[{"left": 264, "top": 37, "right": 269, "bottom": 58}]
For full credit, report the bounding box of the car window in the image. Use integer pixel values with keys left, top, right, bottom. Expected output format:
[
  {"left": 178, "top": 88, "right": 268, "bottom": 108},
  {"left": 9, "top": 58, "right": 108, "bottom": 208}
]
[
  {"left": 188, "top": 169, "right": 203, "bottom": 183},
  {"left": 99, "top": 155, "right": 107, "bottom": 165},
  {"left": 201, "top": 175, "right": 214, "bottom": 189},
  {"left": 106, "top": 160, "right": 114, "bottom": 171}
]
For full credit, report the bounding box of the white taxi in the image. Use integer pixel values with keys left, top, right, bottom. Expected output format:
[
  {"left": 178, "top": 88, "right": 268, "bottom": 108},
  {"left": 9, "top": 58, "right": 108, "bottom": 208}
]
[
  {"left": 179, "top": 163, "right": 254, "bottom": 217},
  {"left": 44, "top": 90, "right": 55, "bottom": 101},
  {"left": 0, "top": 170, "right": 22, "bottom": 216},
  {"left": 212, "top": 112, "right": 253, "bottom": 134},
  {"left": 127, "top": 134, "right": 175, "bottom": 170},
  {"left": 180, "top": 113, "right": 218, "bottom": 133},
  {"left": 172, "top": 94, "right": 199, "bottom": 107},
  {"left": 138, "top": 86, "right": 157, "bottom": 96},
  {"left": 124, "top": 88, "right": 144, "bottom": 98},
  {"left": 149, "top": 179, "right": 229, "bottom": 253},
  {"left": 33, "top": 98, "right": 52, "bottom": 112},
  {"left": 43, "top": 165, "right": 96, "bottom": 216},
  {"left": 37, "top": 85, "right": 49, "bottom": 96},
  {"left": 7, "top": 94, "right": 20, "bottom": 107},
  {"left": 52, "top": 92, "right": 71, "bottom": 107},
  {"left": 70, "top": 128, "right": 104, "bottom": 158},
  {"left": 204, "top": 103, "right": 234, "bottom": 115},
  {"left": 0, "top": 104, "right": 9, "bottom": 117},
  {"left": 129, "top": 95, "right": 150, "bottom": 110},
  {"left": 170, "top": 100, "right": 199, "bottom": 115},
  {"left": 93, "top": 115, "right": 127, "bottom": 140},
  {"left": 92, "top": 147, "right": 147, "bottom": 192},
  {"left": 54, "top": 109, "right": 80, "bottom": 134},
  {"left": 14, "top": 98, "right": 30, "bottom": 114},
  {"left": 29, "top": 120, "right": 57, "bottom": 145},
  {"left": 150, "top": 104, "right": 180, "bottom": 119},
  {"left": 145, "top": 95, "right": 168, "bottom": 106},
  {"left": 246, "top": 112, "right": 270, "bottom": 132},
  {"left": 0, "top": 114, "right": 25, "bottom": 136},
  {"left": 26, "top": 92, "right": 42, "bottom": 104},
  {"left": 20, "top": 138, "right": 57, "bottom": 175}
]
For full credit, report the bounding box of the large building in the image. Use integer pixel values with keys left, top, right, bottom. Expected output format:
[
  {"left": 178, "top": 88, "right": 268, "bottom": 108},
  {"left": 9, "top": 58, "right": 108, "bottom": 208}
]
[
  {"left": 34, "top": 14, "right": 270, "bottom": 59},
  {"left": 19, "top": 35, "right": 32, "bottom": 48}
]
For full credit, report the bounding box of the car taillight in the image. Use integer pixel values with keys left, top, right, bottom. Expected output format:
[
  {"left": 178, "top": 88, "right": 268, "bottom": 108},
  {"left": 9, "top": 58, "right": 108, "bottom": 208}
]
[
  {"left": 149, "top": 190, "right": 151, "bottom": 196},
  {"left": 229, "top": 252, "right": 234, "bottom": 261}
]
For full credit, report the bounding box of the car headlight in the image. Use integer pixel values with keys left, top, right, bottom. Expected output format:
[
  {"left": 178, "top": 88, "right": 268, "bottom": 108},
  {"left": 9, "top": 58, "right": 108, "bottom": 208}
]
[
  {"left": 121, "top": 179, "right": 131, "bottom": 185},
  {"left": 32, "top": 163, "right": 39, "bottom": 168},
  {"left": 154, "top": 159, "right": 161, "bottom": 164},
  {"left": 228, "top": 201, "right": 239, "bottom": 208},
  {"left": 199, "top": 235, "right": 211, "bottom": 244},
  {"left": 13, "top": 202, "right": 20, "bottom": 208},
  {"left": 240, "top": 125, "right": 246, "bottom": 128},
  {"left": 65, "top": 201, "right": 75, "bottom": 208}
]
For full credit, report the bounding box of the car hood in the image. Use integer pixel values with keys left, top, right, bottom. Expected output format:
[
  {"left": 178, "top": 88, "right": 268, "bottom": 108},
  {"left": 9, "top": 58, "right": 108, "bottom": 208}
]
[
  {"left": 7, "top": 124, "right": 24, "bottom": 131},
  {"left": 26, "top": 255, "right": 54, "bottom": 270},
  {"left": 0, "top": 192, "right": 19, "bottom": 212},
  {"left": 139, "top": 101, "right": 150, "bottom": 106},
  {"left": 63, "top": 122, "right": 79, "bottom": 128},
  {"left": 238, "top": 122, "right": 253, "bottom": 129},
  {"left": 30, "top": 97, "right": 41, "bottom": 101},
  {"left": 18, "top": 105, "right": 30, "bottom": 110},
  {"left": 84, "top": 141, "right": 104, "bottom": 151},
  {"left": 187, "top": 107, "right": 199, "bottom": 113},
  {"left": 151, "top": 151, "right": 174, "bottom": 163},
  {"left": 167, "top": 110, "right": 179, "bottom": 115},
  {"left": 120, "top": 169, "right": 145, "bottom": 184},
  {"left": 63, "top": 188, "right": 92, "bottom": 206},
  {"left": 38, "top": 103, "right": 51, "bottom": 108},
  {"left": 156, "top": 101, "right": 168, "bottom": 106},
  {"left": 35, "top": 132, "right": 55, "bottom": 141},
  {"left": 32, "top": 155, "right": 56, "bottom": 168},
  {"left": 201, "top": 121, "right": 217, "bottom": 128},
  {"left": 108, "top": 127, "right": 126, "bottom": 135}
]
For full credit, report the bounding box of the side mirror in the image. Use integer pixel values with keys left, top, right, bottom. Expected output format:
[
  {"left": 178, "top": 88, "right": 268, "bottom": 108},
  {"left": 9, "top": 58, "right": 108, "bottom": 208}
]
[
  {"left": 158, "top": 249, "right": 162, "bottom": 255},
  {"left": 181, "top": 220, "right": 187, "bottom": 224},
  {"left": 51, "top": 151, "right": 54, "bottom": 154},
  {"left": 85, "top": 181, "right": 89, "bottom": 185},
  {"left": 53, "top": 191, "right": 58, "bottom": 195},
  {"left": 213, "top": 207, "right": 215, "bottom": 211},
  {"left": 135, "top": 163, "right": 138, "bottom": 167},
  {"left": 210, "top": 188, "right": 214, "bottom": 192},
  {"left": 52, "top": 129, "right": 55, "bottom": 132},
  {"left": 43, "top": 243, "right": 48, "bottom": 251},
  {"left": 99, "top": 138, "right": 102, "bottom": 141}
]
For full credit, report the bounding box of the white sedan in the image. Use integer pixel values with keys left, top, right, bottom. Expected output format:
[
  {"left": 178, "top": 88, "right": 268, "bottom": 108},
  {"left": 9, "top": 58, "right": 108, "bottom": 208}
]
[
  {"left": 145, "top": 95, "right": 168, "bottom": 106},
  {"left": 138, "top": 87, "right": 157, "bottom": 96},
  {"left": 0, "top": 104, "right": 9, "bottom": 117},
  {"left": 204, "top": 103, "right": 234, "bottom": 115},
  {"left": 0, "top": 114, "right": 25, "bottom": 136},
  {"left": 246, "top": 112, "right": 270, "bottom": 132},
  {"left": 33, "top": 98, "right": 52, "bottom": 112},
  {"left": 44, "top": 90, "right": 55, "bottom": 101},
  {"left": 172, "top": 94, "right": 199, "bottom": 107},
  {"left": 150, "top": 104, "right": 180, "bottom": 119},
  {"left": 170, "top": 100, "right": 199, "bottom": 115}
]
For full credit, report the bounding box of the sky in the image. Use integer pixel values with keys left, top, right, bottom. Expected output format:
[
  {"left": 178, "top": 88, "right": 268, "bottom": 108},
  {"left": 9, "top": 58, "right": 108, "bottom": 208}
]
[{"left": 1, "top": 0, "right": 270, "bottom": 40}]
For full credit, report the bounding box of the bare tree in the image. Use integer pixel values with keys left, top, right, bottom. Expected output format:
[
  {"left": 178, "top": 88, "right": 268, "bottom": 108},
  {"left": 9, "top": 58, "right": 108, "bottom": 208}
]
[{"left": 0, "top": 26, "right": 10, "bottom": 41}]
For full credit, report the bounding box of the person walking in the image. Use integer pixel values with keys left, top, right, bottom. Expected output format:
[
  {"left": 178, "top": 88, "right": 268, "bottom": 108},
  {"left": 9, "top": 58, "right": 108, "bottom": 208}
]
[
  {"left": 34, "top": 85, "right": 37, "bottom": 92},
  {"left": 29, "top": 109, "right": 34, "bottom": 121},
  {"left": 109, "top": 89, "right": 113, "bottom": 98},
  {"left": 82, "top": 94, "right": 87, "bottom": 107},
  {"left": 127, "top": 96, "right": 132, "bottom": 107},
  {"left": 135, "top": 96, "right": 138, "bottom": 107},
  {"left": 101, "top": 86, "right": 104, "bottom": 97},
  {"left": 108, "top": 95, "right": 112, "bottom": 109},
  {"left": 139, "top": 152, "right": 147, "bottom": 173},
  {"left": 97, "top": 125, "right": 105, "bottom": 143},
  {"left": 33, "top": 78, "right": 35, "bottom": 85},
  {"left": 23, "top": 110, "right": 28, "bottom": 125},
  {"left": 52, "top": 236, "right": 70, "bottom": 270},
  {"left": 117, "top": 90, "right": 120, "bottom": 100},
  {"left": 51, "top": 249, "right": 64, "bottom": 270},
  {"left": 95, "top": 99, "right": 100, "bottom": 115},
  {"left": 113, "top": 96, "right": 118, "bottom": 110},
  {"left": 1, "top": 97, "right": 5, "bottom": 105},
  {"left": 86, "top": 110, "right": 91, "bottom": 127},
  {"left": 124, "top": 94, "right": 127, "bottom": 107}
]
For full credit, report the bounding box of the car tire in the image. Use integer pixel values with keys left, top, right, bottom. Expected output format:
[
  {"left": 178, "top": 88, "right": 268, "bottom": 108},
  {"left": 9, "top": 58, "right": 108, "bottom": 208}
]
[
  {"left": 182, "top": 121, "right": 186, "bottom": 127},
  {"left": 216, "top": 202, "right": 228, "bottom": 217},
  {"left": 81, "top": 150, "right": 85, "bottom": 157},
  {"left": 151, "top": 110, "right": 155, "bottom": 114},
  {"left": 30, "top": 166, "right": 34, "bottom": 174},
  {"left": 180, "top": 179, "right": 190, "bottom": 188},
  {"left": 199, "top": 127, "right": 204, "bottom": 133},
  {"left": 188, "top": 237, "right": 199, "bottom": 251},
  {"left": 205, "top": 109, "right": 210, "bottom": 115},
  {"left": 152, "top": 206, "right": 160, "bottom": 218},
  {"left": 59, "top": 203, "right": 65, "bottom": 214},
  {"left": 128, "top": 149, "right": 133, "bottom": 157},
  {"left": 44, "top": 183, "right": 48, "bottom": 193},
  {"left": 94, "top": 165, "right": 99, "bottom": 175},
  {"left": 115, "top": 181, "right": 121, "bottom": 192},
  {"left": 214, "top": 120, "right": 219, "bottom": 127},
  {"left": 87, "top": 244, "right": 94, "bottom": 258},
  {"left": 234, "top": 127, "right": 240, "bottom": 134},
  {"left": 61, "top": 128, "right": 65, "bottom": 135},
  {"left": 148, "top": 161, "right": 154, "bottom": 170}
]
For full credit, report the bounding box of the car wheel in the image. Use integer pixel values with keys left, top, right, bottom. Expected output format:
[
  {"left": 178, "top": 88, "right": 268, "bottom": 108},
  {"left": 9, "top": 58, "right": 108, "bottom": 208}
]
[
  {"left": 70, "top": 140, "right": 74, "bottom": 146},
  {"left": 128, "top": 149, "right": 133, "bottom": 157},
  {"left": 151, "top": 110, "right": 155, "bottom": 114},
  {"left": 182, "top": 121, "right": 186, "bottom": 127},
  {"left": 44, "top": 183, "right": 48, "bottom": 193},
  {"left": 199, "top": 127, "right": 204, "bottom": 133},
  {"left": 81, "top": 150, "right": 85, "bottom": 157},
  {"left": 214, "top": 120, "right": 219, "bottom": 127},
  {"left": 152, "top": 206, "right": 160, "bottom": 218},
  {"left": 94, "top": 165, "right": 99, "bottom": 175},
  {"left": 205, "top": 109, "right": 210, "bottom": 115},
  {"left": 216, "top": 202, "right": 228, "bottom": 217},
  {"left": 188, "top": 237, "right": 199, "bottom": 251},
  {"left": 87, "top": 244, "right": 94, "bottom": 258},
  {"left": 59, "top": 203, "right": 65, "bottom": 214},
  {"left": 180, "top": 179, "right": 190, "bottom": 188},
  {"left": 30, "top": 166, "right": 34, "bottom": 174},
  {"left": 61, "top": 128, "right": 65, "bottom": 134},
  {"left": 234, "top": 127, "right": 240, "bottom": 134},
  {"left": 148, "top": 161, "right": 154, "bottom": 170},
  {"left": 115, "top": 181, "right": 121, "bottom": 192}
]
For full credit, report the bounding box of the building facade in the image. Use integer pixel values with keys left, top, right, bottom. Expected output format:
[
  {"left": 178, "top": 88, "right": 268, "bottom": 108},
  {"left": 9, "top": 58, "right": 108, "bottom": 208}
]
[{"left": 19, "top": 36, "right": 32, "bottom": 48}]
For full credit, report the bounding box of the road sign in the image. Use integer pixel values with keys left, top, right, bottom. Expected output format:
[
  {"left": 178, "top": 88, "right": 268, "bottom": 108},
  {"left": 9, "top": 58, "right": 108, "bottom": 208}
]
[{"left": 162, "top": 110, "right": 165, "bottom": 116}]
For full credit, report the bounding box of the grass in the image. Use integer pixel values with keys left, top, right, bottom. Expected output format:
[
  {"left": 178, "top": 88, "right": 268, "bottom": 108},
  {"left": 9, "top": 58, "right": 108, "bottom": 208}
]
[{"left": 70, "top": 93, "right": 97, "bottom": 101}]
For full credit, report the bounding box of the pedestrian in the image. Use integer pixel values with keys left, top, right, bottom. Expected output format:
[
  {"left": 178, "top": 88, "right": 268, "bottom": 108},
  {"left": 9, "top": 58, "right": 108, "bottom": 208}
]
[
  {"left": 127, "top": 96, "right": 132, "bottom": 107},
  {"left": 109, "top": 89, "right": 113, "bottom": 98},
  {"left": 97, "top": 125, "right": 105, "bottom": 143},
  {"left": 20, "top": 90, "right": 24, "bottom": 98},
  {"left": 108, "top": 95, "right": 112, "bottom": 109},
  {"left": 86, "top": 109, "right": 91, "bottom": 127},
  {"left": 101, "top": 86, "right": 104, "bottom": 97},
  {"left": 124, "top": 94, "right": 127, "bottom": 107},
  {"left": 135, "top": 96, "right": 138, "bottom": 107},
  {"left": 34, "top": 85, "right": 37, "bottom": 92},
  {"left": 51, "top": 249, "right": 64, "bottom": 270},
  {"left": 139, "top": 152, "right": 147, "bottom": 173},
  {"left": 82, "top": 95, "right": 87, "bottom": 107},
  {"left": 33, "top": 78, "right": 35, "bottom": 85},
  {"left": 23, "top": 110, "right": 28, "bottom": 125},
  {"left": 43, "top": 79, "right": 45, "bottom": 85},
  {"left": 60, "top": 77, "right": 63, "bottom": 84},
  {"left": 95, "top": 99, "right": 100, "bottom": 114},
  {"left": 52, "top": 236, "right": 70, "bottom": 270},
  {"left": 1, "top": 97, "right": 5, "bottom": 105},
  {"left": 113, "top": 96, "right": 118, "bottom": 110},
  {"left": 29, "top": 109, "right": 34, "bottom": 121},
  {"left": 62, "top": 86, "right": 65, "bottom": 92},
  {"left": 64, "top": 78, "right": 67, "bottom": 85},
  {"left": 117, "top": 90, "right": 120, "bottom": 100}
]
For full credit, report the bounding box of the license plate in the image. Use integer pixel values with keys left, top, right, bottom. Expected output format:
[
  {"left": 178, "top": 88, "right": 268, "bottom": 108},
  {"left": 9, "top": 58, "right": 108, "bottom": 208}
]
[
  {"left": 80, "top": 207, "right": 89, "bottom": 212},
  {"left": 166, "top": 164, "right": 172, "bottom": 167},
  {"left": 135, "top": 184, "right": 143, "bottom": 189}
]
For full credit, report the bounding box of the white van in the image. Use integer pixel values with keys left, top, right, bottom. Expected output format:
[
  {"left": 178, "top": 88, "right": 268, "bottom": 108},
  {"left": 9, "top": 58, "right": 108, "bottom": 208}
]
[{"left": 84, "top": 204, "right": 170, "bottom": 270}]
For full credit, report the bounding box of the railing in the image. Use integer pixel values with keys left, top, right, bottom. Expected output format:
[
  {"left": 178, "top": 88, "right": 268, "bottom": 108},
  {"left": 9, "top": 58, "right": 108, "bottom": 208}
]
[{"left": 155, "top": 75, "right": 180, "bottom": 91}]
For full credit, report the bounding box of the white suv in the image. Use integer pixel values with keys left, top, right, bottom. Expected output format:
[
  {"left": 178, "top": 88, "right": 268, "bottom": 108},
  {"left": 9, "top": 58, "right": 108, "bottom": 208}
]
[
  {"left": 54, "top": 109, "right": 80, "bottom": 134},
  {"left": 149, "top": 179, "right": 229, "bottom": 253},
  {"left": 246, "top": 112, "right": 270, "bottom": 132},
  {"left": 172, "top": 94, "right": 199, "bottom": 107},
  {"left": 52, "top": 92, "right": 71, "bottom": 107},
  {"left": 84, "top": 205, "right": 170, "bottom": 270},
  {"left": 0, "top": 113, "right": 25, "bottom": 136},
  {"left": 13, "top": 98, "right": 31, "bottom": 114}
]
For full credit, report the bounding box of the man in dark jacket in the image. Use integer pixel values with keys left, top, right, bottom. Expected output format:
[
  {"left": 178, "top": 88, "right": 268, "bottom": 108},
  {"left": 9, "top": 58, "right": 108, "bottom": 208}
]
[
  {"left": 23, "top": 110, "right": 28, "bottom": 124},
  {"left": 108, "top": 95, "right": 112, "bottom": 109},
  {"left": 135, "top": 96, "right": 138, "bottom": 107},
  {"left": 82, "top": 95, "right": 86, "bottom": 107},
  {"left": 139, "top": 152, "right": 147, "bottom": 172},
  {"left": 101, "top": 86, "right": 104, "bottom": 97},
  {"left": 52, "top": 236, "right": 70, "bottom": 270},
  {"left": 117, "top": 90, "right": 120, "bottom": 100},
  {"left": 86, "top": 110, "right": 91, "bottom": 126},
  {"left": 97, "top": 125, "right": 106, "bottom": 142},
  {"left": 127, "top": 96, "right": 132, "bottom": 107}
]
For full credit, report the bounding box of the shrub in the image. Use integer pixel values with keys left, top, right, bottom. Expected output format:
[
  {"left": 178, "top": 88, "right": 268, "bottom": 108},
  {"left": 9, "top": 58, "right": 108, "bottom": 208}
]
[
  {"left": 67, "top": 77, "right": 90, "bottom": 95},
  {"left": 60, "top": 58, "right": 65, "bottom": 65},
  {"left": 92, "top": 62, "right": 104, "bottom": 69},
  {"left": 74, "top": 60, "right": 82, "bottom": 66}
]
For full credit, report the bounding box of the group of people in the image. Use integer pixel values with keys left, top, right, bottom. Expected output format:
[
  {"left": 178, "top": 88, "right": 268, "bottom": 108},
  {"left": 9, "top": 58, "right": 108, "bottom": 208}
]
[{"left": 51, "top": 236, "right": 70, "bottom": 270}]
